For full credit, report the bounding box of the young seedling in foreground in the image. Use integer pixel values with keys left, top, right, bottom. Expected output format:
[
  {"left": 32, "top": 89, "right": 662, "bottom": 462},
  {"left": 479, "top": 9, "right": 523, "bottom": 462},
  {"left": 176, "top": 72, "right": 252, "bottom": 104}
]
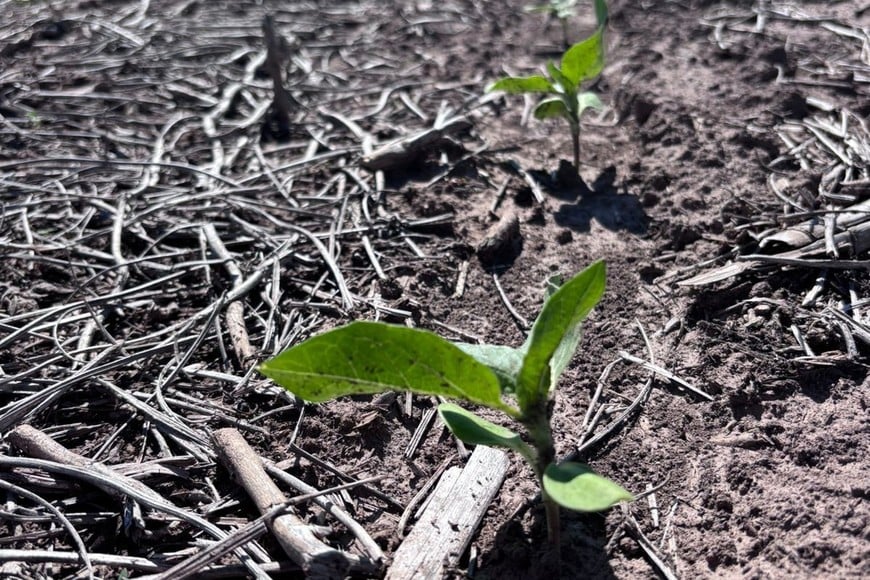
[
  {"left": 259, "top": 260, "right": 632, "bottom": 547},
  {"left": 489, "top": 0, "right": 608, "bottom": 174}
]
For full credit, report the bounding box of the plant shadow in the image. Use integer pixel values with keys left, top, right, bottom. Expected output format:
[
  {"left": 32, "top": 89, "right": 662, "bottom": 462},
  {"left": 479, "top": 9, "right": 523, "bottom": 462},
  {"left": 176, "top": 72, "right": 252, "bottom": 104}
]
[
  {"left": 549, "top": 166, "right": 649, "bottom": 235},
  {"left": 472, "top": 504, "right": 618, "bottom": 579}
]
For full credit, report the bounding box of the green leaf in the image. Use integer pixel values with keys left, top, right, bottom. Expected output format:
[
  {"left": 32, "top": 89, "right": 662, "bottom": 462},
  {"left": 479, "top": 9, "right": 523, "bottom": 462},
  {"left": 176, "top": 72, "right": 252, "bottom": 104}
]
[
  {"left": 560, "top": 27, "right": 605, "bottom": 87},
  {"left": 517, "top": 261, "right": 606, "bottom": 409},
  {"left": 259, "top": 321, "right": 517, "bottom": 415},
  {"left": 594, "top": 0, "right": 608, "bottom": 27},
  {"left": 548, "top": 317, "right": 584, "bottom": 388},
  {"left": 577, "top": 91, "right": 604, "bottom": 117},
  {"left": 545, "top": 61, "right": 572, "bottom": 95},
  {"left": 455, "top": 343, "right": 523, "bottom": 394},
  {"left": 543, "top": 461, "right": 633, "bottom": 512},
  {"left": 438, "top": 403, "right": 531, "bottom": 458},
  {"left": 534, "top": 97, "right": 570, "bottom": 120},
  {"left": 487, "top": 75, "right": 555, "bottom": 95}
]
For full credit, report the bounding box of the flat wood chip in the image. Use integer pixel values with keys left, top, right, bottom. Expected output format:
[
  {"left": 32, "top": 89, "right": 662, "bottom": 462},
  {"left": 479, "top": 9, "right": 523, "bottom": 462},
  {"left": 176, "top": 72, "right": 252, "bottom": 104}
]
[{"left": 386, "top": 445, "right": 509, "bottom": 580}]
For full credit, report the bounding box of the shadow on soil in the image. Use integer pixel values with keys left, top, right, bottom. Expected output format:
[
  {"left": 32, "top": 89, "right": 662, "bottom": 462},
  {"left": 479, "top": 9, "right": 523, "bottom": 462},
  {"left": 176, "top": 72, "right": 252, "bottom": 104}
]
[
  {"left": 473, "top": 508, "right": 617, "bottom": 580},
  {"left": 547, "top": 166, "right": 649, "bottom": 235}
]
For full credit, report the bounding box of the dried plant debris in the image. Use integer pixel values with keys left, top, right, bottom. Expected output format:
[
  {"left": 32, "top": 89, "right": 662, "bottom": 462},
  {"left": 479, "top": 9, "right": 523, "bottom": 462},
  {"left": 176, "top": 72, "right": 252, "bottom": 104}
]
[
  {"left": 0, "top": 1, "right": 489, "bottom": 577},
  {"left": 681, "top": 3, "right": 869, "bottom": 362}
]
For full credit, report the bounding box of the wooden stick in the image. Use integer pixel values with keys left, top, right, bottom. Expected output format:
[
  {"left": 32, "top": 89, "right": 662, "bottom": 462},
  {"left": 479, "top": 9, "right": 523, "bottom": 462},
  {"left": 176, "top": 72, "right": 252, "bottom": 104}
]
[
  {"left": 8, "top": 425, "right": 168, "bottom": 507},
  {"left": 261, "top": 14, "right": 294, "bottom": 137},
  {"left": 152, "top": 475, "right": 385, "bottom": 580},
  {"left": 386, "top": 445, "right": 509, "bottom": 580},
  {"left": 262, "top": 463, "right": 386, "bottom": 565},
  {"left": 4, "top": 426, "right": 271, "bottom": 580},
  {"left": 211, "top": 428, "right": 379, "bottom": 579},
  {"left": 361, "top": 116, "right": 470, "bottom": 171},
  {"left": 203, "top": 224, "right": 256, "bottom": 367}
]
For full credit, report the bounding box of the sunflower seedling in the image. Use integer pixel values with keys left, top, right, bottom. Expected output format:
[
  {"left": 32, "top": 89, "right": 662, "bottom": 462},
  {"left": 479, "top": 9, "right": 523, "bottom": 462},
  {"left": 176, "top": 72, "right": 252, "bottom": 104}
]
[
  {"left": 259, "top": 260, "right": 632, "bottom": 546},
  {"left": 525, "top": 0, "right": 579, "bottom": 48},
  {"left": 489, "top": 0, "right": 608, "bottom": 174}
]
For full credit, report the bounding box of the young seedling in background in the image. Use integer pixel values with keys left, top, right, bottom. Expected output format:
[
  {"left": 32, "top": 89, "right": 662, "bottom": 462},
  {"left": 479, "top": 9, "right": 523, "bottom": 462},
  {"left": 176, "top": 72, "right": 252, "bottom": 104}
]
[
  {"left": 525, "top": 0, "right": 579, "bottom": 48},
  {"left": 489, "top": 0, "right": 608, "bottom": 175},
  {"left": 259, "top": 260, "right": 632, "bottom": 547}
]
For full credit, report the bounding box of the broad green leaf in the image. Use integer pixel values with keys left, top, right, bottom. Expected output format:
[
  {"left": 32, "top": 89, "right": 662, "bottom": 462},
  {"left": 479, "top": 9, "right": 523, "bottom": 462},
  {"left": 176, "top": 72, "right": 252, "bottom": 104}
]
[
  {"left": 517, "top": 261, "right": 606, "bottom": 410},
  {"left": 560, "top": 27, "right": 605, "bottom": 87},
  {"left": 438, "top": 403, "right": 531, "bottom": 458},
  {"left": 543, "top": 461, "right": 633, "bottom": 512},
  {"left": 259, "top": 321, "right": 517, "bottom": 415},
  {"left": 521, "top": 274, "right": 565, "bottom": 362},
  {"left": 548, "top": 315, "right": 584, "bottom": 388},
  {"left": 535, "top": 275, "right": 575, "bottom": 384},
  {"left": 455, "top": 343, "right": 523, "bottom": 394},
  {"left": 594, "top": 0, "right": 608, "bottom": 27},
  {"left": 546, "top": 61, "right": 573, "bottom": 96},
  {"left": 534, "top": 97, "right": 570, "bottom": 120},
  {"left": 487, "top": 75, "right": 555, "bottom": 95},
  {"left": 577, "top": 91, "right": 604, "bottom": 117}
]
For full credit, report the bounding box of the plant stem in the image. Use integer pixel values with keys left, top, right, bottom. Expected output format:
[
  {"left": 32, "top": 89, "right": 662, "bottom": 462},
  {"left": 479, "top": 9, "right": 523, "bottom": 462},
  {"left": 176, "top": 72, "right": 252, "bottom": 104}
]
[
  {"left": 543, "top": 493, "right": 561, "bottom": 547},
  {"left": 536, "top": 444, "right": 560, "bottom": 548},
  {"left": 570, "top": 120, "right": 580, "bottom": 174},
  {"left": 524, "top": 402, "right": 560, "bottom": 547}
]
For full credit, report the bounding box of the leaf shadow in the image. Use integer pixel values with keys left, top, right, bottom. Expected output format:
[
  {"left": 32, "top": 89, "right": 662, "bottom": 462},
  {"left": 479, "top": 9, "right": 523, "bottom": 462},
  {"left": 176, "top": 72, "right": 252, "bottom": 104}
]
[
  {"left": 473, "top": 504, "right": 618, "bottom": 579},
  {"left": 551, "top": 166, "right": 649, "bottom": 235}
]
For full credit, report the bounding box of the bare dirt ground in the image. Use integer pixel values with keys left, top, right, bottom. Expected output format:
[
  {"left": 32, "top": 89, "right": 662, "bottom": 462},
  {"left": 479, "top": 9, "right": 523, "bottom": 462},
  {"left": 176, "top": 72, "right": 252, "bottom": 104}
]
[{"left": 1, "top": 0, "right": 868, "bottom": 578}]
